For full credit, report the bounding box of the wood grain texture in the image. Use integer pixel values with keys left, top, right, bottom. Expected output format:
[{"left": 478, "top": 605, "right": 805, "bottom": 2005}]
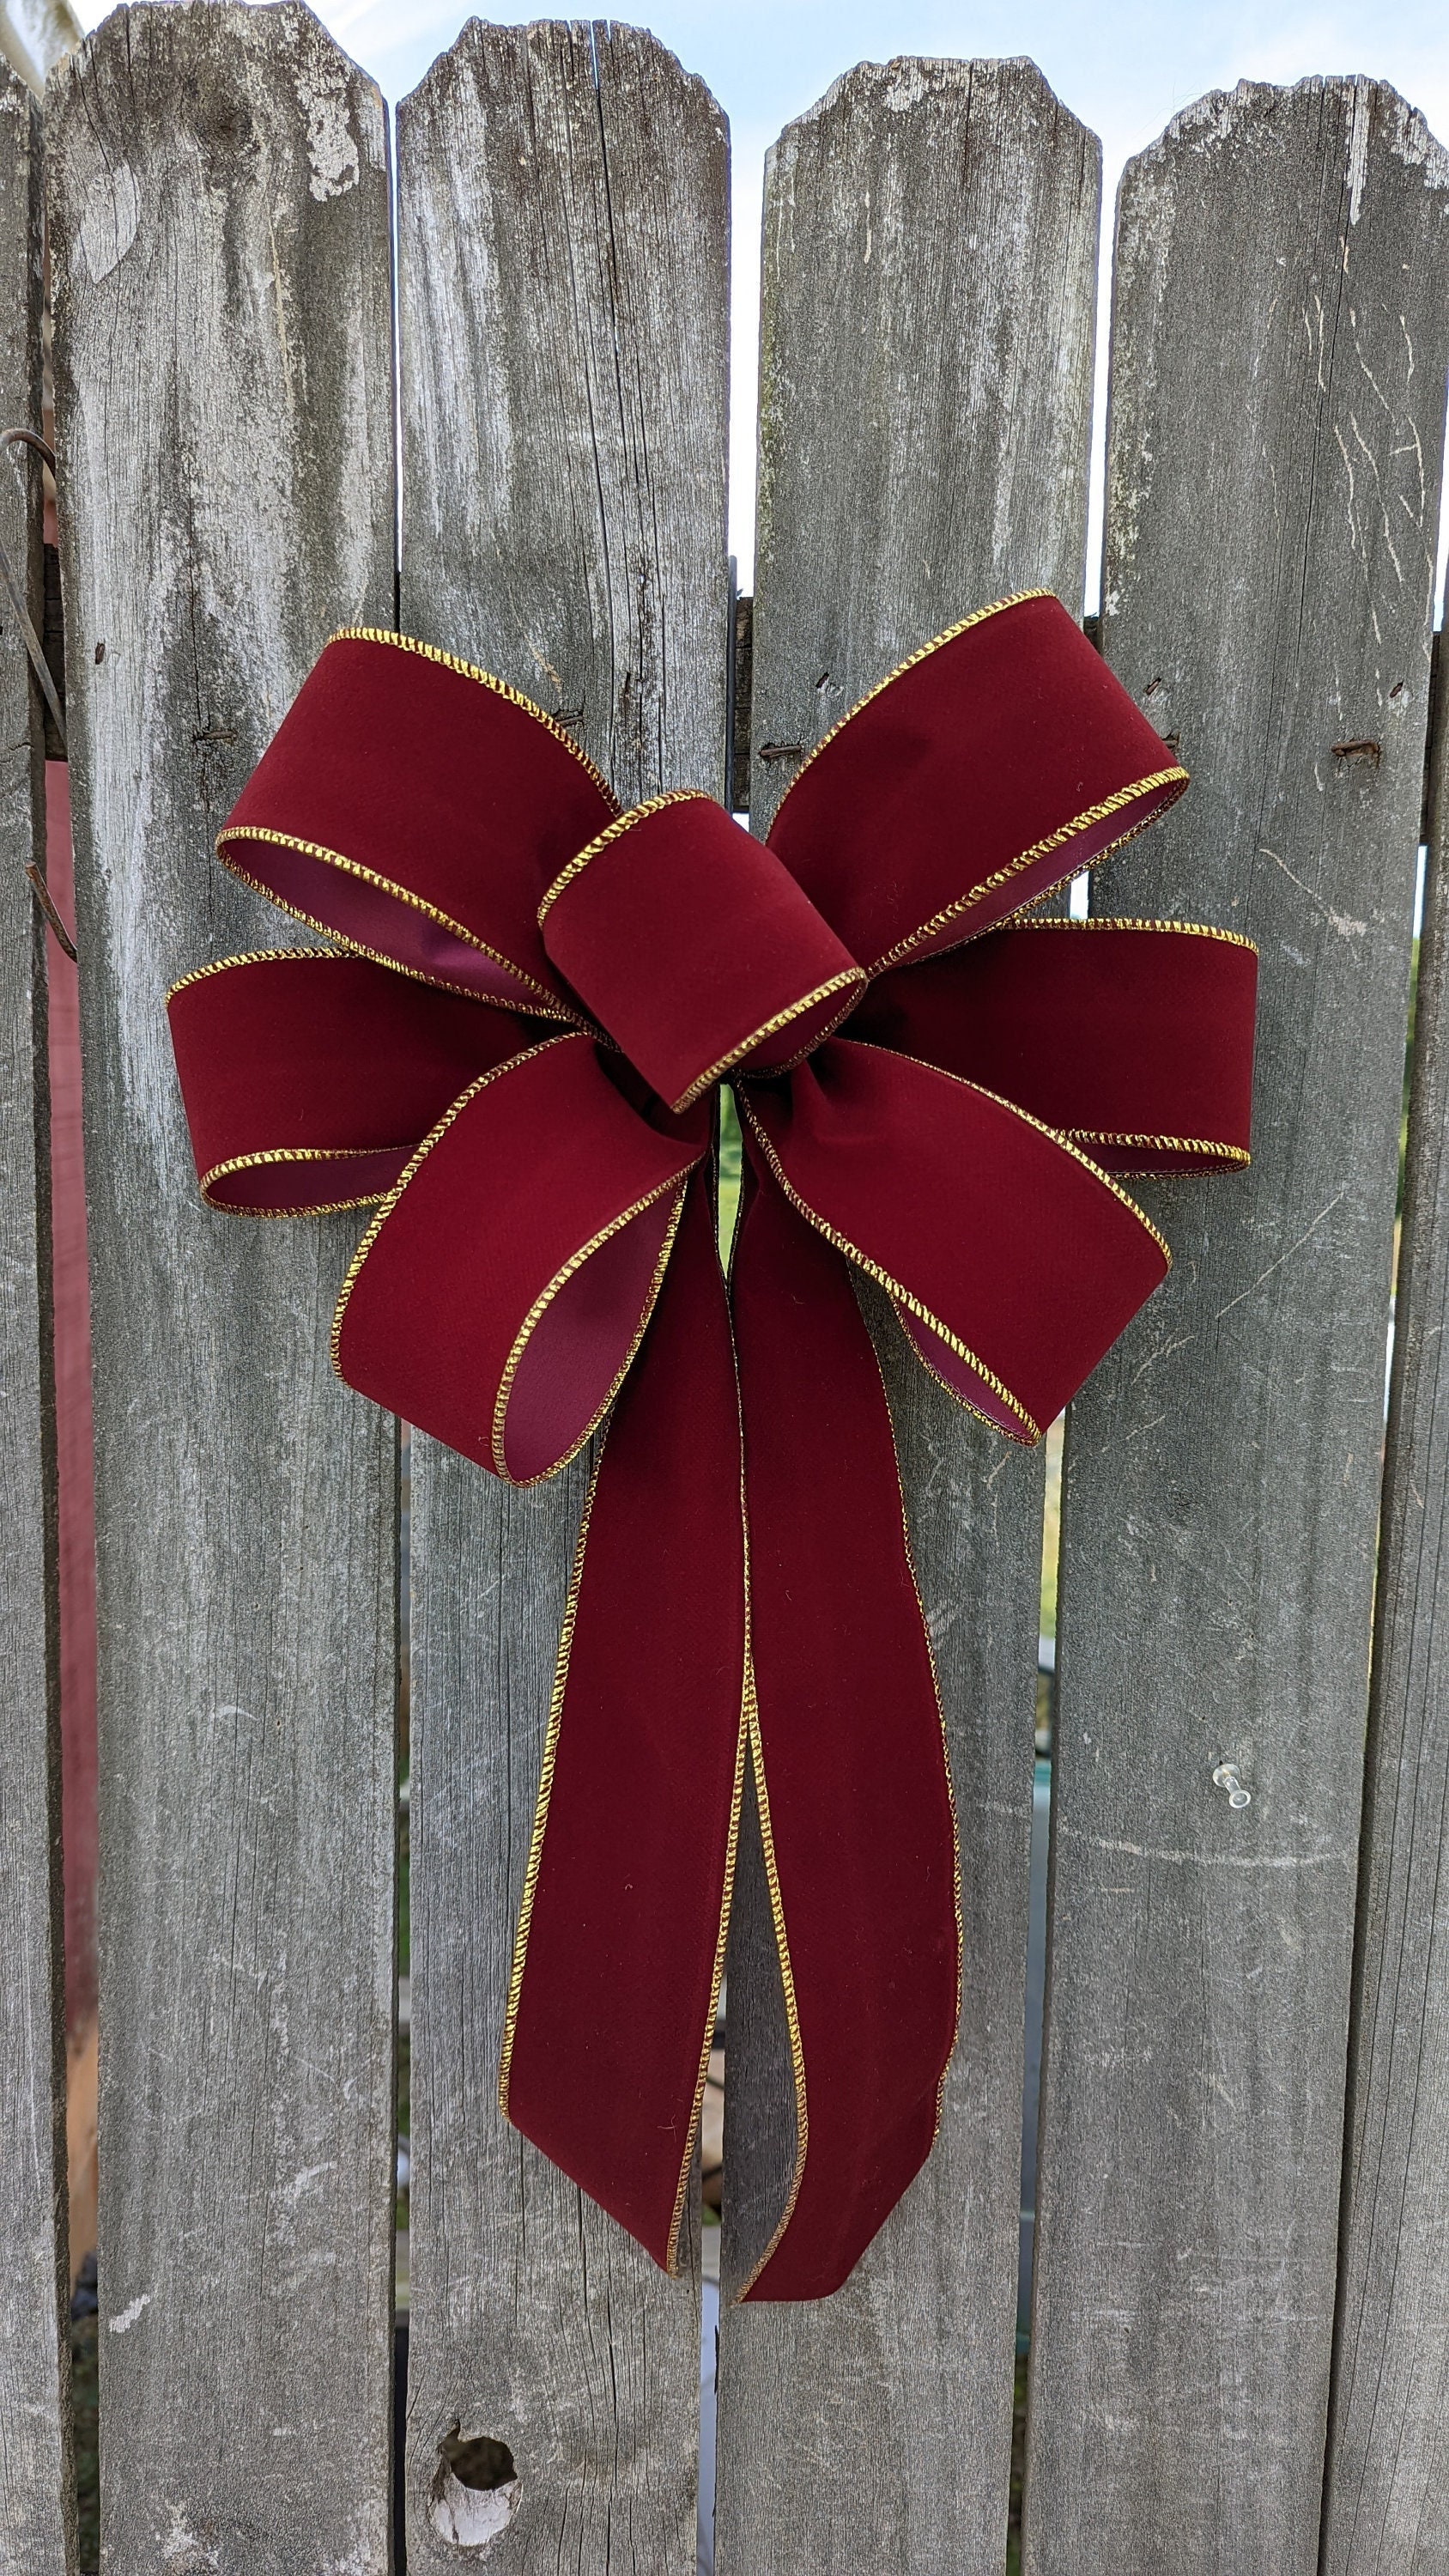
[
  {"left": 395, "top": 25, "right": 728, "bottom": 2569},
  {"left": 714, "top": 59, "right": 1100, "bottom": 2576},
  {"left": 1023, "top": 80, "right": 1449, "bottom": 2576},
  {"left": 48, "top": 10, "right": 397, "bottom": 2567},
  {"left": 0, "top": 70, "right": 73, "bottom": 2576},
  {"left": 1322, "top": 559, "right": 1449, "bottom": 2572}
]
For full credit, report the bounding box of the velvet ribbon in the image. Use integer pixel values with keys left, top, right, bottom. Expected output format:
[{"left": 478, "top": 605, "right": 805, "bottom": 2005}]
[{"left": 167, "top": 590, "right": 1257, "bottom": 2300}]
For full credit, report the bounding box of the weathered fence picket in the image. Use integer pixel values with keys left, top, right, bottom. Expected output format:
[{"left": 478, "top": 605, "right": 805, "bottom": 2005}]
[
  {"left": 48, "top": 11, "right": 399, "bottom": 2567},
  {"left": 715, "top": 58, "right": 1099, "bottom": 2576},
  {"left": 0, "top": 66, "right": 72, "bottom": 2576},
  {"left": 395, "top": 23, "right": 728, "bottom": 2567},
  {"left": 1026, "top": 78, "right": 1449, "bottom": 2576},
  {"left": 1324, "top": 559, "right": 1449, "bottom": 2569},
  {"left": 5, "top": 17, "right": 1449, "bottom": 2571}
]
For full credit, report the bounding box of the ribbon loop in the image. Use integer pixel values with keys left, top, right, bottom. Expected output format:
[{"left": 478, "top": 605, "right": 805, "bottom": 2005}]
[
  {"left": 167, "top": 951, "right": 531, "bottom": 1212},
  {"left": 333, "top": 1034, "right": 702, "bottom": 1481},
  {"left": 849, "top": 918, "right": 1258, "bottom": 1173},
  {"left": 766, "top": 592, "right": 1188, "bottom": 972},
  {"left": 221, "top": 632, "right": 616, "bottom": 1015},
  {"left": 539, "top": 791, "right": 864, "bottom": 1109},
  {"left": 741, "top": 1037, "right": 1171, "bottom": 1443}
]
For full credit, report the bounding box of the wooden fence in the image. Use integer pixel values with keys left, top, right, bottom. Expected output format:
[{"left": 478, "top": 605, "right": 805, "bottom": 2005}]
[{"left": 3, "top": 12, "right": 1449, "bottom": 2571}]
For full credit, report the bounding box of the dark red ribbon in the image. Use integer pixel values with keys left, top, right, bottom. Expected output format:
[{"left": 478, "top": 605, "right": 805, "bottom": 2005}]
[{"left": 167, "top": 591, "right": 1257, "bottom": 2299}]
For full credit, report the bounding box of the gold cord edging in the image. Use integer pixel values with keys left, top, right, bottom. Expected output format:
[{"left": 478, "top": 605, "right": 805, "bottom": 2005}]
[
  {"left": 674, "top": 969, "right": 866, "bottom": 1112},
  {"left": 497, "top": 1449, "right": 603, "bottom": 2123},
  {"left": 869, "top": 1047, "right": 1174, "bottom": 1264},
  {"left": 767, "top": 590, "right": 1054, "bottom": 826},
  {"left": 1066, "top": 1130, "right": 1251, "bottom": 1165},
  {"left": 199, "top": 1143, "right": 409, "bottom": 1218},
  {"left": 666, "top": 1698, "right": 749, "bottom": 2279},
  {"left": 1005, "top": 914, "right": 1256, "bottom": 951},
  {"left": 328, "top": 626, "right": 618, "bottom": 808},
  {"left": 869, "top": 768, "right": 1189, "bottom": 975},
  {"left": 734, "top": 1092, "right": 1042, "bottom": 1443},
  {"left": 860, "top": 1317, "right": 964, "bottom": 2159},
  {"left": 166, "top": 944, "right": 354, "bottom": 1002},
  {"left": 490, "top": 1179, "right": 688, "bottom": 1486},
  {"left": 329, "top": 1036, "right": 573, "bottom": 1379},
  {"left": 535, "top": 790, "right": 706, "bottom": 925},
  {"left": 734, "top": 1673, "right": 811, "bottom": 2302},
  {"left": 219, "top": 825, "right": 579, "bottom": 1022}
]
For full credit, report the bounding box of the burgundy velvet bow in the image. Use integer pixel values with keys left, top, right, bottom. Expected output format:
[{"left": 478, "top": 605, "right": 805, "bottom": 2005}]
[{"left": 167, "top": 590, "right": 1256, "bottom": 2300}]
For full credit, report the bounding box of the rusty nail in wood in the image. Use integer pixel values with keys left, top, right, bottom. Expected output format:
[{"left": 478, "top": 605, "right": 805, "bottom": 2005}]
[{"left": 27, "top": 863, "right": 77, "bottom": 961}]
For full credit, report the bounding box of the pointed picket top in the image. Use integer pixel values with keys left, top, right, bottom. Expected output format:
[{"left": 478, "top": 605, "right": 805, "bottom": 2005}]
[
  {"left": 48, "top": 7, "right": 398, "bottom": 2566},
  {"left": 1028, "top": 74, "right": 1449, "bottom": 2576}
]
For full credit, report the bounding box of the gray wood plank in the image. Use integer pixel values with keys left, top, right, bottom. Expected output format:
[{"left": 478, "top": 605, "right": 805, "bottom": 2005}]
[
  {"left": 714, "top": 58, "right": 1100, "bottom": 2576},
  {"left": 47, "top": 11, "right": 398, "bottom": 2567},
  {"left": 1023, "top": 77, "right": 1449, "bottom": 2576},
  {"left": 0, "top": 69, "right": 74, "bottom": 2576},
  {"left": 395, "top": 24, "right": 728, "bottom": 2568},
  {"left": 1321, "top": 573, "right": 1449, "bottom": 2568}
]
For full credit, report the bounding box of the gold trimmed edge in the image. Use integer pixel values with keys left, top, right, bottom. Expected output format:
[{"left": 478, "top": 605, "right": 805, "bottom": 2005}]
[
  {"left": 767, "top": 590, "right": 1055, "bottom": 826},
  {"left": 220, "top": 825, "right": 582, "bottom": 1023},
  {"left": 734, "top": 1090, "right": 1043, "bottom": 1443},
  {"left": 1065, "top": 1130, "right": 1252, "bottom": 1165},
  {"left": 329, "top": 1036, "right": 576, "bottom": 1380},
  {"left": 665, "top": 1692, "right": 749, "bottom": 2278},
  {"left": 1004, "top": 914, "right": 1257, "bottom": 952},
  {"left": 497, "top": 1446, "right": 603, "bottom": 2125},
  {"left": 860, "top": 1319, "right": 964, "bottom": 2160},
  {"left": 218, "top": 848, "right": 581, "bottom": 1021},
  {"left": 894, "top": 1311, "right": 1039, "bottom": 1447},
  {"left": 840, "top": 1042, "right": 1173, "bottom": 1266},
  {"left": 328, "top": 626, "right": 618, "bottom": 808},
  {"left": 199, "top": 1144, "right": 409, "bottom": 1218},
  {"left": 868, "top": 768, "right": 1190, "bottom": 976},
  {"left": 733, "top": 1671, "right": 811, "bottom": 2302},
  {"left": 536, "top": 790, "right": 708, "bottom": 926},
  {"left": 673, "top": 968, "right": 867, "bottom": 1112},
  {"left": 490, "top": 1179, "right": 689, "bottom": 1487},
  {"left": 167, "top": 945, "right": 354, "bottom": 1003}
]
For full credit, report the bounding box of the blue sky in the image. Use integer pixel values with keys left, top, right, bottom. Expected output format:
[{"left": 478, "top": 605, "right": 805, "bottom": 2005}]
[{"left": 74, "top": 0, "right": 1449, "bottom": 580}]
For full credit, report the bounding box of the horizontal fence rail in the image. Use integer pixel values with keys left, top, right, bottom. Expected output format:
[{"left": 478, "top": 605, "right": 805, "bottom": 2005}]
[{"left": 0, "top": 17, "right": 1445, "bottom": 2574}]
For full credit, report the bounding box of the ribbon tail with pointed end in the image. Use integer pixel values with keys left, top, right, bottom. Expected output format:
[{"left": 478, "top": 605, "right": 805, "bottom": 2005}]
[
  {"left": 500, "top": 1172, "right": 749, "bottom": 2269},
  {"left": 725, "top": 1149, "right": 961, "bottom": 2300}
]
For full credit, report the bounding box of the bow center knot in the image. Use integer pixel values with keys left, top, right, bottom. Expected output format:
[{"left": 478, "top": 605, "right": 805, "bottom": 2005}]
[{"left": 537, "top": 790, "right": 864, "bottom": 1111}]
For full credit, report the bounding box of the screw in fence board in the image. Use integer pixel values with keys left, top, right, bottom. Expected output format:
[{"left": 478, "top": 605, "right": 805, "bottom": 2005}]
[
  {"left": 712, "top": 58, "right": 1100, "bottom": 2576},
  {"left": 0, "top": 66, "right": 75, "bottom": 2576},
  {"left": 46, "top": 11, "right": 399, "bottom": 2567},
  {"left": 1024, "top": 79, "right": 1449, "bottom": 2576},
  {"left": 394, "top": 25, "right": 728, "bottom": 2569},
  {"left": 1322, "top": 611, "right": 1449, "bottom": 2563}
]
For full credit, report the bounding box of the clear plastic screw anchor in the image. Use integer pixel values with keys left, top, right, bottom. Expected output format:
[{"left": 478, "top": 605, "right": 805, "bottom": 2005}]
[{"left": 1212, "top": 1762, "right": 1252, "bottom": 1809}]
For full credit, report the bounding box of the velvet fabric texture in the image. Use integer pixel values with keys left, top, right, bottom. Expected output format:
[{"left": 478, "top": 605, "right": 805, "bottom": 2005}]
[{"left": 167, "top": 588, "right": 1257, "bottom": 2300}]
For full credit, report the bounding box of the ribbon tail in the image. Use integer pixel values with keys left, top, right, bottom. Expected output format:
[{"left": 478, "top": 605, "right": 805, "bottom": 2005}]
[
  {"left": 500, "top": 1168, "right": 748, "bottom": 2271},
  {"left": 725, "top": 1141, "right": 961, "bottom": 2301}
]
